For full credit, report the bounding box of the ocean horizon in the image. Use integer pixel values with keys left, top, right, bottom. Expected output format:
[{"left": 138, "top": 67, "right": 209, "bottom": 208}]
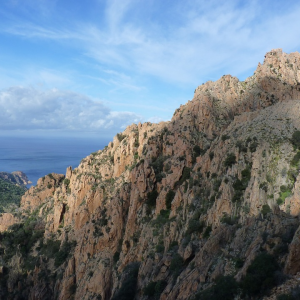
[{"left": 0, "top": 136, "right": 110, "bottom": 186}]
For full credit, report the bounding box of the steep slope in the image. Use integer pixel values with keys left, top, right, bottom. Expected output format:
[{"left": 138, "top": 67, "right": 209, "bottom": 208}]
[
  {"left": 0, "top": 171, "right": 29, "bottom": 212},
  {"left": 1, "top": 49, "right": 300, "bottom": 300}
]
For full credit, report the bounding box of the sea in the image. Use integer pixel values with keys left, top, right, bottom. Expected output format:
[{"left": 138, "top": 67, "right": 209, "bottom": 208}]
[{"left": 0, "top": 136, "right": 110, "bottom": 186}]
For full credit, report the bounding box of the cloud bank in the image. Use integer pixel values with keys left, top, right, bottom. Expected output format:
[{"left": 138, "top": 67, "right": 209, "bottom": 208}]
[{"left": 0, "top": 87, "right": 141, "bottom": 136}]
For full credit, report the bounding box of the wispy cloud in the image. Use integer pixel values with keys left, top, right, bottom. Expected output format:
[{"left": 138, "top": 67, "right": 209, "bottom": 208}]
[{"left": 5, "top": 0, "right": 300, "bottom": 86}]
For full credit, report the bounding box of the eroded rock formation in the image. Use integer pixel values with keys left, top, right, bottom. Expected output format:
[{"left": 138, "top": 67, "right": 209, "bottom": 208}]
[{"left": 1, "top": 49, "right": 300, "bottom": 299}]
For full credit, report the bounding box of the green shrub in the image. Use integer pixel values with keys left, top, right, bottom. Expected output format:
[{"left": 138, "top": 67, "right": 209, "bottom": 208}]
[
  {"left": 194, "top": 275, "right": 238, "bottom": 300},
  {"left": 241, "top": 166, "right": 251, "bottom": 181},
  {"left": 203, "top": 225, "right": 212, "bottom": 238},
  {"left": 241, "top": 253, "right": 279, "bottom": 297},
  {"left": 63, "top": 178, "right": 70, "bottom": 186},
  {"left": 165, "top": 190, "right": 175, "bottom": 210},
  {"left": 181, "top": 167, "right": 191, "bottom": 183},
  {"left": 41, "top": 238, "right": 61, "bottom": 258},
  {"left": 117, "top": 133, "right": 126, "bottom": 142},
  {"left": 235, "top": 258, "right": 244, "bottom": 269},
  {"left": 291, "top": 152, "right": 300, "bottom": 166},
  {"left": 221, "top": 134, "right": 230, "bottom": 141},
  {"left": 113, "top": 251, "right": 120, "bottom": 263},
  {"left": 48, "top": 173, "right": 54, "bottom": 180},
  {"left": 175, "top": 167, "right": 191, "bottom": 187},
  {"left": 54, "top": 240, "right": 77, "bottom": 267},
  {"left": 232, "top": 166, "right": 251, "bottom": 202},
  {"left": 111, "top": 262, "right": 140, "bottom": 300},
  {"left": 213, "top": 179, "right": 222, "bottom": 192},
  {"left": 224, "top": 153, "right": 236, "bottom": 167},
  {"left": 159, "top": 209, "right": 170, "bottom": 219},
  {"left": 277, "top": 198, "right": 284, "bottom": 205},
  {"left": 155, "top": 242, "right": 164, "bottom": 253},
  {"left": 144, "top": 280, "right": 167, "bottom": 298},
  {"left": 261, "top": 204, "right": 271, "bottom": 216},
  {"left": 146, "top": 190, "right": 158, "bottom": 207},
  {"left": 259, "top": 181, "right": 268, "bottom": 192},
  {"left": 221, "top": 214, "right": 238, "bottom": 225},
  {"left": 150, "top": 156, "right": 168, "bottom": 183},
  {"left": 193, "top": 145, "right": 201, "bottom": 156},
  {"left": 236, "top": 140, "right": 247, "bottom": 152},
  {"left": 249, "top": 140, "right": 258, "bottom": 152},
  {"left": 291, "top": 130, "right": 300, "bottom": 148},
  {"left": 169, "top": 253, "right": 184, "bottom": 279},
  {"left": 277, "top": 294, "right": 294, "bottom": 300},
  {"left": 143, "top": 281, "right": 156, "bottom": 296},
  {"left": 168, "top": 241, "right": 178, "bottom": 251},
  {"left": 69, "top": 283, "right": 77, "bottom": 294},
  {"left": 186, "top": 219, "right": 204, "bottom": 235}
]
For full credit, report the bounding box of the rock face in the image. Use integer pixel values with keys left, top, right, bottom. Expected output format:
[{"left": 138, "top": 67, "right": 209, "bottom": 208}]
[{"left": 2, "top": 49, "right": 300, "bottom": 299}]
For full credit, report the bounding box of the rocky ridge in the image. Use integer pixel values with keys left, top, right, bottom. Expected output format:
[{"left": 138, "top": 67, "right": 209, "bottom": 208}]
[{"left": 1, "top": 49, "right": 300, "bottom": 299}]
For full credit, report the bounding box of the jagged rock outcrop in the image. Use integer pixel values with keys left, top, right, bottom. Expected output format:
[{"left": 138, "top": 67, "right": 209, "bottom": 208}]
[{"left": 2, "top": 49, "right": 300, "bottom": 300}]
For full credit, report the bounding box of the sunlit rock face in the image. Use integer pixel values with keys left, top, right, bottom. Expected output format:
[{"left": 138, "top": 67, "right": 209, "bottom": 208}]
[{"left": 2, "top": 49, "right": 300, "bottom": 300}]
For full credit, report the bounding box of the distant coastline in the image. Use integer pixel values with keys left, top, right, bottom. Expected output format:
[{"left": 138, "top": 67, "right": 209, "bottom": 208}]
[{"left": 0, "top": 136, "right": 109, "bottom": 186}]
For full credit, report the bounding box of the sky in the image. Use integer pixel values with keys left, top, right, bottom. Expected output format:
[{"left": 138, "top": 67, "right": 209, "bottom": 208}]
[{"left": 1, "top": 0, "right": 300, "bottom": 139}]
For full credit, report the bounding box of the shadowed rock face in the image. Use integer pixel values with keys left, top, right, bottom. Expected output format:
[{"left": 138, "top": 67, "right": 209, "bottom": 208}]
[{"left": 2, "top": 49, "right": 300, "bottom": 300}]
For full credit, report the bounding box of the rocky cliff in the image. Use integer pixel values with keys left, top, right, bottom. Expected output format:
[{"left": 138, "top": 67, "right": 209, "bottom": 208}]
[{"left": 1, "top": 49, "right": 300, "bottom": 299}]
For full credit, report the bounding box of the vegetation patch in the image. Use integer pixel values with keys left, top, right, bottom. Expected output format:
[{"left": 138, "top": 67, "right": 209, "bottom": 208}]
[
  {"left": 0, "top": 177, "right": 27, "bottom": 212},
  {"left": 143, "top": 280, "right": 167, "bottom": 298},
  {"left": 232, "top": 166, "right": 251, "bottom": 202},
  {"left": 146, "top": 190, "right": 159, "bottom": 208},
  {"left": 186, "top": 219, "right": 204, "bottom": 235},
  {"left": 194, "top": 275, "right": 238, "bottom": 300},
  {"left": 291, "top": 130, "right": 300, "bottom": 149},
  {"left": 165, "top": 190, "right": 175, "bottom": 209},
  {"left": 169, "top": 253, "right": 184, "bottom": 279},
  {"left": 54, "top": 240, "right": 77, "bottom": 267},
  {"left": 117, "top": 133, "right": 126, "bottom": 142},
  {"left": 111, "top": 262, "right": 140, "bottom": 300},
  {"left": 203, "top": 225, "right": 212, "bottom": 238},
  {"left": 150, "top": 156, "right": 168, "bottom": 182},
  {"left": 220, "top": 214, "right": 238, "bottom": 225},
  {"left": 175, "top": 167, "right": 191, "bottom": 187},
  {"left": 261, "top": 204, "right": 272, "bottom": 216},
  {"left": 221, "top": 134, "right": 230, "bottom": 141},
  {"left": 241, "top": 252, "right": 280, "bottom": 297},
  {"left": 224, "top": 153, "right": 236, "bottom": 168},
  {"left": 277, "top": 185, "right": 292, "bottom": 205}
]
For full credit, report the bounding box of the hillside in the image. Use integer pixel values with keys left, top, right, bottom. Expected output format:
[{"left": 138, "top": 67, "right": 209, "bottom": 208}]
[
  {"left": 1, "top": 49, "right": 300, "bottom": 299},
  {"left": 0, "top": 171, "right": 29, "bottom": 213}
]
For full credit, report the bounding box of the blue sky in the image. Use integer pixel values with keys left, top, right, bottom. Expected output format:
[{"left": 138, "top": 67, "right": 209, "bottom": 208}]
[{"left": 1, "top": 0, "right": 300, "bottom": 139}]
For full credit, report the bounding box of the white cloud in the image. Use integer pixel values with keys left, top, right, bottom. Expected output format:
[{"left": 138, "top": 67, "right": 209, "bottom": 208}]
[{"left": 0, "top": 87, "right": 142, "bottom": 134}]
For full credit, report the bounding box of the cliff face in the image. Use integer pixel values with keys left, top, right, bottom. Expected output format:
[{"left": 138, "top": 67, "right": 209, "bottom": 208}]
[{"left": 2, "top": 49, "right": 300, "bottom": 300}]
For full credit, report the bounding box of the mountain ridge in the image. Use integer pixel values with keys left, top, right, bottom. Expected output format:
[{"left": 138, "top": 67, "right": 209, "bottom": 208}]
[{"left": 1, "top": 49, "right": 300, "bottom": 299}]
